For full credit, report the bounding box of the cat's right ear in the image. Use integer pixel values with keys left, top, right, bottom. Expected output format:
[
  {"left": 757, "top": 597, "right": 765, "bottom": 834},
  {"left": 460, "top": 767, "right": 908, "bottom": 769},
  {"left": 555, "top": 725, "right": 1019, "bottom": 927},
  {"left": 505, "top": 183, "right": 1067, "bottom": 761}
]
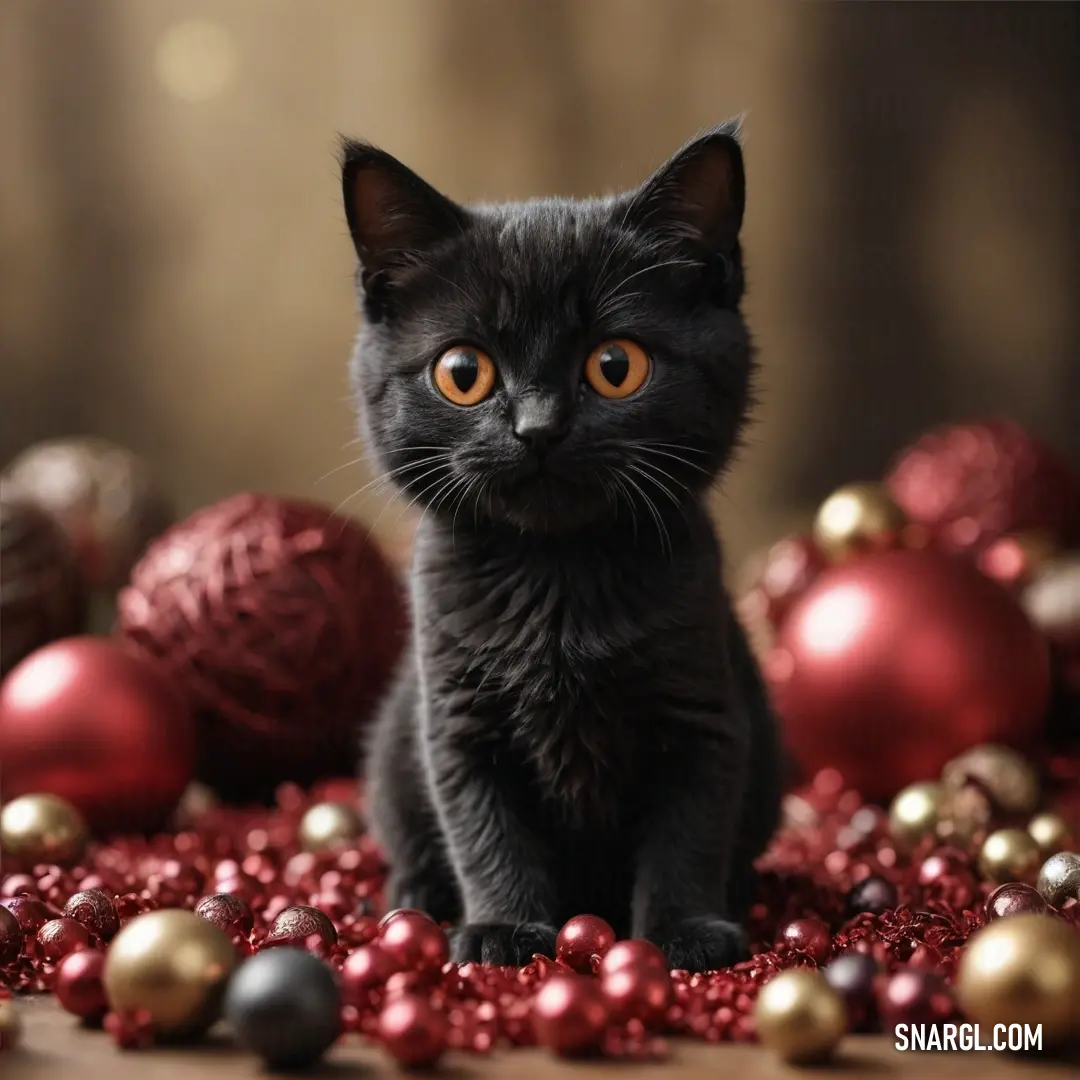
[{"left": 340, "top": 138, "right": 468, "bottom": 287}]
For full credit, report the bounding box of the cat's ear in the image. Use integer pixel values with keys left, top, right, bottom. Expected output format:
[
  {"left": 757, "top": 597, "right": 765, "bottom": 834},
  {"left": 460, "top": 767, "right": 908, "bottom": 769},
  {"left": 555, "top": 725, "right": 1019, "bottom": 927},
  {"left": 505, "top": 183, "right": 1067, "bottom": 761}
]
[
  {"left": 340, "top": 139, "right": 468, "bottom": 278},
  {"left": 625, "top": 119, "right": 745, "bottom": 254}
]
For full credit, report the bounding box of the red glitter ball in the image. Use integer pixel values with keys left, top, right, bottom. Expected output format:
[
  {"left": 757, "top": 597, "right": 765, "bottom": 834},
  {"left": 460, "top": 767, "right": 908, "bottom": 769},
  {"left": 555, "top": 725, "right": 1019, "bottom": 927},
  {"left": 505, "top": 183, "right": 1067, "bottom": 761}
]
[
  {"left": 54, "top": 949, "right": 108, "bottom": 1021},
  {"left": 779, "top": 918, "right": 832, "bottom": 964},
  {"left": 985, "top": 882, "right": 1048, "bottom": 920},
  {"left": 556, "top": 915, "right": 616, "bottom": 972},
  {"left": 36, "top": 917, "right": 92, "bottom": 962},
  {"left": 377, "top": 993, "right": 448, "bottom": 1067},
  {"left": 342, "top": 943, "right": 397, "bottom": 1000},
  {"left": 599, "top": 939, "right": 668, "bottom": 977},
  {"left": 601, "top": 966, "right": 674, "bottom": 1029},
  {"left": 264, "top": 905, "right": 337, "bottom": 953},
  {"left": 378, "top": 914, "right": 449, "bottom": 977},
  {"left": 533, "top": 974, "right": 610, "bottom": 1056},
  {"left": 194, "top": 893, "right": 255, "bottom": 937},
  {"left": 115, "top": 493, "right": 408, "bottom": 801},
  {"left": 62, "top": 889, "right": 120, "bottom": 942}
]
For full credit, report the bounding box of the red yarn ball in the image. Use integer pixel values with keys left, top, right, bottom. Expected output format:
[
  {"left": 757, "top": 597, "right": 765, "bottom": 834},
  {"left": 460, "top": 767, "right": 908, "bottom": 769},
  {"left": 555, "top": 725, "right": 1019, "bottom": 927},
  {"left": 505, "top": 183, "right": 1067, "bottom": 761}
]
[
  {"left": 342, "top": 944, "right": 397, "bottom": 1000},
  {"left": 599, "top": 939, "right": 668, "bottom": 978},
  {"left": 779, "top": 918, "right": 832, "bottom": 964},
  {"left": 766, "top": 550, "right": 1050, "bottom": 802},
  {"left": 878, "top": 968, "right": 954, "bottom": 1030},
  {"left": 0, "top": 905, "right": 21, "bottom": 965},
  {"left": 556, "top": 915, "right": 616, "bottom": 972},
  {"left": 885, "top": 419, "right": 1080, "bottom": 554},
  {"left": 378, "top": 913, "right": 449, "bottom": 976},
  {"left": 533, "top": 974, "right": 610, "bottom": 1056},
  {"left": 54, "top": 948, "right": 108, "bottom": 1021},
  {"left": 600, "top": 966, "right": 674, "bottom": 1029},
  {"left": 36, "top": 917, "right": 92, "bottom": 962},
  {"left": 194, "top": 893, "right": 255, "bottom": 937},
  {"left": 115, "top": 493, "right": 407, "bottom": 801},
  {"left": 0, "top": 637, "right": 195, "bottom": 833},
  {"left": 62, "top": 889, "right": 120, "bottom": 942},
  {"left": 377, "top": 993, "right": 448, "bottom": 1067},
  {"left": 985, "top": 882, "right": 1048, "bottom": 921}
]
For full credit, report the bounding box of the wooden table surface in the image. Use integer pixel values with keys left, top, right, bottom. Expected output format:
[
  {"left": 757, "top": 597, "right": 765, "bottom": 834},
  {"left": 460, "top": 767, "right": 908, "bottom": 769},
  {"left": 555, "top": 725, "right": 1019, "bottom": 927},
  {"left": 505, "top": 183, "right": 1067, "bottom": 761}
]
[{"left": 4, "top": 996, "right": 1078, "bottom": 1080}]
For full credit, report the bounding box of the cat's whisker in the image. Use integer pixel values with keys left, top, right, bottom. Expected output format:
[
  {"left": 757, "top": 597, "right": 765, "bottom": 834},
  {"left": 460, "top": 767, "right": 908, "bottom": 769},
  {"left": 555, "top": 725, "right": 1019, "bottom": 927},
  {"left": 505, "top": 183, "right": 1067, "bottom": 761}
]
[
  {"left": 618, "top": 468, "right": 671, "bottom": 558},
  {"left": 597, "top": 258, "right": 702, "bottom": 317},
  {"left": 332, "top": 454, "right": 454, "bottom": 514},
  {"left": 635, "top": 446, "right": 714, "bottom": 479},
  {"left": 630, "top": 454, "right": 696, "bottom": 495}
]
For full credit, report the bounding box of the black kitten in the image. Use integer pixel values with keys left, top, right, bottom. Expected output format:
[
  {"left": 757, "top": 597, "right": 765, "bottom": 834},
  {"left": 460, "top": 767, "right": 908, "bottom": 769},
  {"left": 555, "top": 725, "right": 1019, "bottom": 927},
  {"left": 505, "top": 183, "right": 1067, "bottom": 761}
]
[{"left": 343, "top": 121, "right": 781, "bottom": 971}]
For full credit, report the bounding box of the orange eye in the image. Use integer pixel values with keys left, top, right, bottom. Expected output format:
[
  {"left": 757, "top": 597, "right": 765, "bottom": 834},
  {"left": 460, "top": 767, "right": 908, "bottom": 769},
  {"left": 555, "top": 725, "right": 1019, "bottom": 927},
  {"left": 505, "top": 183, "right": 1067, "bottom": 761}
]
[
  {"left": 433, "top": 346, "right": 496, "bottom": 406},
  {"left": 584, "top": 339, "right": 650, "bottom": 399}
]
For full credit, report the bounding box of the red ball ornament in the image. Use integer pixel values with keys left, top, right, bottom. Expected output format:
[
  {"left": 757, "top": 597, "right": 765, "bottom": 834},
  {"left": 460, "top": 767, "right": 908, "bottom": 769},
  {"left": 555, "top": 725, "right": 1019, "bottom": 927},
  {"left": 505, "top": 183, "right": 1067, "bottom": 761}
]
[
  {"left": 377, "top": 912, "right": 449, "bottom": 976},
  {"left": 0, "top": 905, "right": 22, "bottom": 965},
  {"left": 599, "top": 939, "right": 668, "bottom": 977},
  {"left": 916, "top": 853, "right": 979, "bottom": 911},
  {"left": 0, "top": 637, "right": 195, "bottom": 834},
  {"left": 194, "top": 893, "right": 255, "bottom": 937},
  {"left": 779, "top": 918, "right": 832, "bottom": 964},
  {"left": 62, "top": 889, "right": 120, "bottom": 943},
  {"left": 376, "top": 993, "right": 448, "bottom": 1067},
  {"left": 751, "top": 534, "right": 830, "bottom": 628},
  {"left": 885, "top": 419, "right": 1080, "bottom": 554},
  {"left": 878, "top": 968, "right": 955, "bottom": 1030},
  {"left": 264, "top": 905, "right": 337, "bottom": 953},
  {"left": 115, "top": 493, "right": 407, "bottom": 801},
  {"left": 54, "top": 948, "right": 108, "bottom": 1022},
  {"left": 342, "top": 944, "right": 397, "bottom": 1000},
  {"left": 1, "top": 896, "right": 53, "bottom": 937},
  {"left": 377, "top": 907, "right": 434, "bottom": 930},
  {"left": 766, "top": 550, "right": 1050, "bottom": 802},
  {"left": 823, "top": 952, "right": 879, "bottom": 1032},
  {"left": 600, "top": 966, "right": 674, "bottom": 1029},
  {"left": 36, "top": 917, "right": 92, "bottom": 962},
  {"left": 985, "top": 882, "right": 1048, "bottom": 921},
  {"left": 846, "top": 875, "right": 898, "bottom": 917},
  {"left": 556, "top": 915, "right": 616, "bottom": 972},
  {"left": 533, "top": 974, "right": 610, "bottom": 1056}
]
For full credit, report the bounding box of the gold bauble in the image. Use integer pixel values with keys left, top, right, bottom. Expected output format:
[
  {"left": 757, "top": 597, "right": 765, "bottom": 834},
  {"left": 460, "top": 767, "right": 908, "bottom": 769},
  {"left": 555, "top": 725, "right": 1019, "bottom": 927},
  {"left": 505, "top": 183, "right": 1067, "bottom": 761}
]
[
  {"left": 0, "top": 996, "right": 21, "bottom": 1050},
  {"left": 941, "top": 744, "right": 1040, "bottom": 816},
  {"left": 103, "top": 909, "right": 238, "bottom": 1038},
  {"left": 888, "top": 782, "right": 945, "bottom": 848},
  {"left": 1028, "top": 812, "right": 1074, "bottom": 858},
  {"left": 754, "top": 968, "right": 846, "bottom": 1064},
  {"left": 956, "top": 913, "right": 1080, "bottom": 1048},
  {"left": 935, "top": 785, "right": 993, "bottom": 846},
  {"left": 298, "top": 801, "right": 363, "bottom": 854},
  {"left": 1035, "top": 851, "right": 1080, "bottom": 908},
  {"left": 978, "top": 828, "right": 1043, "bottom": 885},
  {"left": 812, "top": 483, "right": 905, "bottom": 562},
  {"left": 0, "top": 793, "right": 88, "bottom": 867}
]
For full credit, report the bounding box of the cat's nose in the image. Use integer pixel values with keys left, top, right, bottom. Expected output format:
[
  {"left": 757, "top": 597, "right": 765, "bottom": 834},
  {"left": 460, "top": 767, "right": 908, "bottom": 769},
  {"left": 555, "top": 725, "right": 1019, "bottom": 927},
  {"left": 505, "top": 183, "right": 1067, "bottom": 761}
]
[{"left": 512, "top": 393, "right": 569, "bottom": 451}]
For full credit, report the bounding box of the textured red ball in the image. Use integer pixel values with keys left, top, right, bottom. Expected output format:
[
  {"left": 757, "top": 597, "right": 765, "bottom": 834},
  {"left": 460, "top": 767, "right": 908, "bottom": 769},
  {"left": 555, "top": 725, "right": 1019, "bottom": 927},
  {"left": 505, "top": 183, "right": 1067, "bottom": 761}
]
[
  {"left": 985, "top": 882, "right": 1048, "bottom": 921},
  {"left": 766, "top": 550, "right": 1050, "bottom": 801},
  {"left": 377, "top": 912, "right": 449, "bottom": 975},
  {"left": 62, "top": 889, "right": 120, "bottom": 942},
  {"left": 376, "top": 993, "right": 448, "bottom": 1067},
  {"left": 115, "top": 493, "right": 407, "bottom": 801},
  {"left": 885, "top": 419, "right": 1080, "bottom": 554},
  {"left": 264, "top": 905, "right": 337, "bottom": 953},
  {"left": 779, "top": 918, "right": 832, "bottom": 964},
  {"left": 54, "top": 948, "right": 108, "bottom": 1021},
  {"left": 533, "top": 974, "right": 610, "bottom": 1056},
  {"left": 194, "top": 893, "right": 255, "bottom": 937},
  {"left": 599, "top": 939, "right": 668, "bottom": 977},
  {"left": 556, "top": 915, "right": 616, "bottom": 972},
  {"left": 0, "top": 636, "right": 195, "bottom": 833},
  {"left": 878, "top": 968, "right": 954, "bottom": 1030},
  {"left": 601, "top": 965, "right": 674, "bottom": 1029},
  {"left": 36, "top": 917, "right": 92, "bottom": 962},
  {"left": 1, "top": 896, "right": 53, "bottom": 937},
  {"left": 342, "top": 943, "right": 397, "bottom": 1000},
  {"left": 0, "top": 905, "right": 22, "bottom": 965}
]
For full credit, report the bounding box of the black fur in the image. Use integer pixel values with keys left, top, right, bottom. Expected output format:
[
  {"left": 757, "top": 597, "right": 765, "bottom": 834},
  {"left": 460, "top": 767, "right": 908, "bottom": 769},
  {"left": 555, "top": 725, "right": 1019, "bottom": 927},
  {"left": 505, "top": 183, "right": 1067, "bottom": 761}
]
[{"left": 342, "top": 121, "right": 781, "bottom": 971}]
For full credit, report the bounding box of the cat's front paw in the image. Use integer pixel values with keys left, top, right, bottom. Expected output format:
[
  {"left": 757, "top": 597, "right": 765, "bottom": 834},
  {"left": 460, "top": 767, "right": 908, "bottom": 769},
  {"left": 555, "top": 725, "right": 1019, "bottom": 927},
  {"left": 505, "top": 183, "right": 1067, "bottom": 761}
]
[
  {"left": 656, "top": 916, "right": 748, "bottom": 972},
  {"left": 450, "top": 922, "right": 558, "bottom": 965}
]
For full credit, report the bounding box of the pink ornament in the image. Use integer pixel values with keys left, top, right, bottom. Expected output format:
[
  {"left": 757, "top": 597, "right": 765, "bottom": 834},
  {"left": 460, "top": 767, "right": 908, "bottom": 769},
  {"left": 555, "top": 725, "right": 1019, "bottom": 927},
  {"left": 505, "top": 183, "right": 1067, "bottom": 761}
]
[{"left": 533, "top": 974, "right": 610, "bottom": 1056}]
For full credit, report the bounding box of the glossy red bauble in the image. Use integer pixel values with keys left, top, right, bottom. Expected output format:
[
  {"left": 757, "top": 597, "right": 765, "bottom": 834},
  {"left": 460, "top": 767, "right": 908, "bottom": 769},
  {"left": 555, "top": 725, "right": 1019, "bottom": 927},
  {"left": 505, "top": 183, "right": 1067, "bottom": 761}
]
[
  {"left": 376, "top": 993, "right": 448, "bottom": 1066},
  {"left": 985, "top": 882, "right": 1048, "bottom": 921},
  {"left": 766, "top": 550, "right": 1050, "bottom": 801},
  {"left": 54, "top": 949, "right": 108, "bottom": 1021},
  {"left": 556, "top": 915, "right": 616, "bottom": 972},
  {"left": 533, "top": 974, "right": 610, "bottom": 1056},
  {"left": 36, "top": 917, "right": 92, "bottom": 962},
  {"left": 599, "top": 939, "right": 669, "bottom": 978},
  {"left": 342, "top": 944, "right": 397, "bottom": 1000},
  {"left": 0, "top": 637, "right": 195, "bottom": 833},
  {"left": 600, "top": 966, "right": 674, "bottom": 1029},
  {"left": 779, "top": 918, "right": 832, "bottom": 964},
  {"left": 377, "top": 913, "right": 449, "bottom": 976},
  {"left": 62, "top": 890, "right": 120, "bottom": 942}
]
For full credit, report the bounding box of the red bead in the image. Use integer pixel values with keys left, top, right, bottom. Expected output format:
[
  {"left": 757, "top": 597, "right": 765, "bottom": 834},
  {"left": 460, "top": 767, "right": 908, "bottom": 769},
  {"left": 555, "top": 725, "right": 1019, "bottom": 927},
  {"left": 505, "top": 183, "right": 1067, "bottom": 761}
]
[
  {"left": 194, "top": 892, "right": 255, "bottom": 937},
  {"left": 377, "top": 912, "right": 448, "bottom": 975},
  {"left": 264, "top": 905, "right": 337, "bottom": 953},
  {"left": 54, "top": 949, "right": 108, "bottom": 1021},
  {"left": 916, "top": 852, "right": 979, "bottom": 911},
  {"left": 377, "top": 993, "right": 448, "bottom": 1067},
  {"left": 878, "top": 968, "right": 954, "bottom": 1029},
  {"left": 599, "top": 939, "right": 668, "bottom": 977},
  {"left": 823, "top": 952, "right": 879, "bottom": 1032},
  {"left": 533, "top": 974, "right": 610, "bottom": 1056},
  {"left": 601, "top": 966, "right": 674, "bottom": 1029},
  {"left": 0, "top": 904, "right": 22, "bottom": 965},
  {"left": 63, "top": 889, "right": 120, "bottom": 942},
  {"left": 779, "top": 918, "right": 832, "bottom": 964},
  {"left": 846, "top": 875, "right": 898, "bottom": 916},
  {"left": 377, "top": 907, "right": 434, "bottom": 930},
  {"left": 1, "top": 896, "right": 53, "bottom": 936},
  {"left": 341, "top": 944, "right": 397, "bottom": 1001},
  {"left": 985, "top": 882, "right": 1048, "bottom": 920},
  {"left": 36, "top": 917, "right": 92, "bottom": 962},
  {"left": 556, "top": 915, "right": 616, "bottom": 972}
]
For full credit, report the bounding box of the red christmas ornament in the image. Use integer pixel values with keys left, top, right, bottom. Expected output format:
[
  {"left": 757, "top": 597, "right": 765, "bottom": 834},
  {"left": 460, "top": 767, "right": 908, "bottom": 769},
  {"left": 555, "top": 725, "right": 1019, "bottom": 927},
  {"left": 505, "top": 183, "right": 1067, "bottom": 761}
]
[
  {"left": 194, "top": 893, "right": 255, "bottom": 937},
  {"left": 0, "top": 637, "right": 195, "bottom": 834},
  {"left": 377, "top": 907, "right": 434, "bottom": 930},
  {"left": 115, "top": 493, "right": 407, "bottom": 801},
  {"left": 601, "top": 966, "right": 674, "bottom": 1028},
  {"left": 62, "top": 889, "right": 120, "bottom": 942},
  {"left": 0, "top": 906, "right": 21, "bottom": 965},
  {"left": 885, "top": 419, "right": 1080, "bottom": 554},
  {"left": 878, "top": 968, "right": 955, "bottom": 1029},
  {"left": 985, "top": 882, "right": 1048, "bottom": 920},
  {"left": 599, "top": 939, "right": 668, "bottom": 977},
  {"left": 779, "top": 918, "right": 832, "bottom": 964},
  {"left": 916, "top": 853, "right": 979, "bottom": 911},
  {"left": 846, "top": 875, "right": 898, "bottom": 917},
  {"left": 823, "top": 952, "right": 879, "bottom": 1032},
  {"left": 766, "top": 550, "right": 1050, "bottom": 802},
  {"left": 376, "top": 993, "right": 447, "bottom": 1067},
  {"left": 533, "top": 974, "right": 610, "bottom": 1056},
  {"left": 0, "top": 896, "right": 53, "bottom": 937},
  {"left": 36, "top": 917, "right": 92, "bottom": 962},
  {"left": 54, "top": 949, "right": 108, "bottom": 1022},
  {"left": 556, "top": 915, "right": 616, "bottom": 972},
  {"left": 377, "top": 912, "right": 449, "bottom": 976},
  {"left": 342, "top": 943, "right": 396, "bottom": 1000},
  {"left": 264, "top": 905, "right": 337, "bottom": 954}
]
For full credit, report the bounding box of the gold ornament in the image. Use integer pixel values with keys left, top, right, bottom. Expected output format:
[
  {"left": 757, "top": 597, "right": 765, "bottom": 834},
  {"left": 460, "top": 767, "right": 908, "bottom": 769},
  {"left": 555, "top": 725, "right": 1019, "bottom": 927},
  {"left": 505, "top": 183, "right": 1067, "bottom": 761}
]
[
  {"left": 298, "top": 801, "right": 363, "bottom": 854},
  {"left": 1028, "top": 812, "right": 1074, "bottom": 858},
  {"left": 935, "top": 784, "right": 993, "bottom": 846},
  {"left": 0, "top": 793, "right": 88, "bottom": 867},
  {"left": 811, "top": 483, "right": 905, "bottom": 562},
  {"left": 103, "top": 909, "right": 238, "bottom": 1038},
  {"left": 941, "top": 744, "right": 1040, "bottom": 816},
  {"left": 0, "top": 996, "right": 21, "bottom": 1050},
  {"left": 754, "top": 968, "right": 846, "bottom": 1064},
  {"left": 978, "top": 828, "right": 1042, "bottom": 885},
  {"left": 888, "top": 782, "right": 945, "bottom": 848},
  {"left": 957, "top": 913, "right": 1080, "bottom": 1048},
  {"left": 1035, "top": 851, "right": 1080, "bottom": 908}
]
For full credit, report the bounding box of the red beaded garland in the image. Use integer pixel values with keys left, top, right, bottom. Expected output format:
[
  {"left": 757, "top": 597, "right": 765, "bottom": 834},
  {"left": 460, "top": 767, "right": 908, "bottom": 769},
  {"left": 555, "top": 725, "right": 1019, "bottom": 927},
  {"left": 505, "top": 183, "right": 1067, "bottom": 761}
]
[
  {"left": 376, "top": 992, "right": 448, "bottom": 1066},
  {"left": 556, "top": 915, "right": 616, "bottom": 972},
  {"left": 54, "top": 949, "right": 108, "bottom": 1022},
  {"left": 342, "top": 943, "right": 397, "bottom": 1000},
  {"left": 62, "top": 889, "right": 120, "bottom": 942},
  {"left": 533, "top": 974, "right": 610, "bottom": 1055}
]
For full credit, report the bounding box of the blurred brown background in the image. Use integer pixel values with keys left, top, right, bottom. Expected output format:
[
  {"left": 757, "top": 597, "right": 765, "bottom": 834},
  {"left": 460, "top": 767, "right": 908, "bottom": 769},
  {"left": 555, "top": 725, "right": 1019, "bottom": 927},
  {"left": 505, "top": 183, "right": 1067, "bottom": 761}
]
[{"left": 2, "top": 0, "right": 1077, "bottom": 570}]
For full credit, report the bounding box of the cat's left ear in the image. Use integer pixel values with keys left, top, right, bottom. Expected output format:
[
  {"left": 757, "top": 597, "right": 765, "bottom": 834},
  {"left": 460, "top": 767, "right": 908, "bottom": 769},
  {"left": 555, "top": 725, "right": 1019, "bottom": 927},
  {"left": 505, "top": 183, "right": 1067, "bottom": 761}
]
[{"left": 625, "top": 119, "right": 745, "bottom": 254}]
